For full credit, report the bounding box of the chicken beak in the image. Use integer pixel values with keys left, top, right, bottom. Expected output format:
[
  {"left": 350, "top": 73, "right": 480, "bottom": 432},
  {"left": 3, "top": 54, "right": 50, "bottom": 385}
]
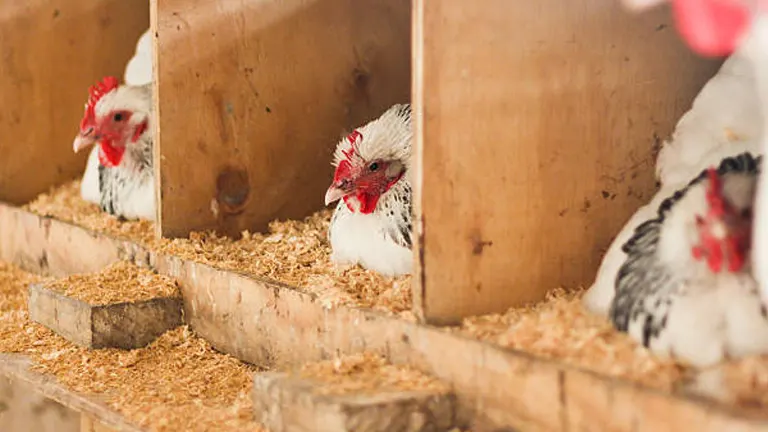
[
  {"left": 324, "top": 185, "right": 347, "bottom": 206},
  {"left": 72, "top": 128, "right": 97, "bottom": 153}
]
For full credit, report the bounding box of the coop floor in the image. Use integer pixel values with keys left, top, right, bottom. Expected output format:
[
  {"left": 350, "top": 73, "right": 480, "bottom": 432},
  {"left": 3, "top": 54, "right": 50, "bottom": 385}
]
[{"left": 21, "top": 181, "right": 768, "bottom": 412}]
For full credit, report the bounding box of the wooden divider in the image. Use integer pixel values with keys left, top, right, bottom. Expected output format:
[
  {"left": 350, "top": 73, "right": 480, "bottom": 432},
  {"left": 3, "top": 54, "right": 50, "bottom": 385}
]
[
  {"left": 0, "top": 1, "right": 148, "bottom": 205},
  {"left": 151, "top": 0, "right": 411, "bottom": 238},
  {"left": 412, "top": 0, "right": 723, "bottom": 324}
]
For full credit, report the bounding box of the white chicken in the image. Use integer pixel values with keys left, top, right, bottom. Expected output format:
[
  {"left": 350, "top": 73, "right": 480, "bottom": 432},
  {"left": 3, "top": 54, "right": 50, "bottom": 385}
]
[
  {"left": 614, "top": 0, "right": 768, "bottom": 328},
  {"left": 324, "top": 104, "right": 413, "bottom": 277},
  {"left": 583, "top": 16, "right": 764, "bottom": 316},
  {"left": 72, "top": 76, "right": 156, "bottom": 221},
  {"left": 609, "top": 152, "right": 768, "bottom": 367},
  {"left": 80, "top": 29, "right": 152, "bottom": 205}
]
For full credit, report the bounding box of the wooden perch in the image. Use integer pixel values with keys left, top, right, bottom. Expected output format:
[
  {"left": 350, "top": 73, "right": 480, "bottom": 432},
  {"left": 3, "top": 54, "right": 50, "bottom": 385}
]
[
  {"left": 252, "top": 372, "right": 457, "bottom": 432},
  {"left": 28, "top": 283, "right": 182, "bottom": 350}
]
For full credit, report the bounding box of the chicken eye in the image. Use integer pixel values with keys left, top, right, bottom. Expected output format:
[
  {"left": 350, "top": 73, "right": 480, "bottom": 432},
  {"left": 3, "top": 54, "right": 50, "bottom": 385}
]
[
  {"left": 113, "top": 113, "right": 124, "bottom": 122},
  {"left": 368, "top": 162, "right": 379, "bottom": 171}
]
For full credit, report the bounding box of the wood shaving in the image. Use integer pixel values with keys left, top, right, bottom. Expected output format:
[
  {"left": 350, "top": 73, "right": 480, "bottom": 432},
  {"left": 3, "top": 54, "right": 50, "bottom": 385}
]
[
  {"left": 26, "top": 181, "right": 411, "bottom": 314},
  {"left": 456, "top": 288, "right": 687, "bottom": 391},
  {"left": 0, "top": 261, "right": 264, "bottom": 431},
  {"left": 299, "top": 352, "right": 450, "bottom": 396},
  {"left": 42, "top": 261, "right": 179, "bottom": 305},
  {"left": 24, "top": 181, "right": 155, "bottom": 245}
]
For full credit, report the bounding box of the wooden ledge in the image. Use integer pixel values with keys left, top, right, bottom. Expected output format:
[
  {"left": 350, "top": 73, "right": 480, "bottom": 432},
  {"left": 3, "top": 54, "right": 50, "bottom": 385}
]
[
  {"left": 0, "top": 354, "right": 142, "bottom": 432},
  {"left": 1, "top": 202, "right": 767, "bottom": 431}
]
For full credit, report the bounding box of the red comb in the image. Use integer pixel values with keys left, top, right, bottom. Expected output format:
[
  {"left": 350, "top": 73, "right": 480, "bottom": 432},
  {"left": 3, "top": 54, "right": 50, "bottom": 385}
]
[
  {"left": 705, "top": 167, "right": 728, "bottom": 217},
  {"left": 80, "top": 76, "right": 119, "bottom": 130},
  {"left": 341, "top": 130, "right": 363, "bottom": 162},
  {"left": 671, "top": 0, "right": 750, "bottom": 56}
]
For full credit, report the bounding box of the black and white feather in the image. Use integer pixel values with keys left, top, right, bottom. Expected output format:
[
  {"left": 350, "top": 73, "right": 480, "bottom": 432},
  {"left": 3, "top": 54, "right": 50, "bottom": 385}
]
[{"left": 95, "top": 84, "right": 155, "bottom": 221}]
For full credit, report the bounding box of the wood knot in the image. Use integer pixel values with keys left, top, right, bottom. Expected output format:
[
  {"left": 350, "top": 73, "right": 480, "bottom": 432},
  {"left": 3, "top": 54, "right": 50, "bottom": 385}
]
[{"left": 215, "top": 167, "right": 250, "bottom": 215}]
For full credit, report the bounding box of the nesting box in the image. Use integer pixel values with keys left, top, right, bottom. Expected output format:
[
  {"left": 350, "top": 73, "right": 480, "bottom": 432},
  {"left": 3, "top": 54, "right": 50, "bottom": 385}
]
[{"left": 2, "top": 0, "right": 765, "bottom": 431}]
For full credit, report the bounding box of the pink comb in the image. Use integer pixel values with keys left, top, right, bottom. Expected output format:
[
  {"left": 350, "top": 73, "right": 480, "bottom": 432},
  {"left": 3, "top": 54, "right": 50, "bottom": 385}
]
[
  {"left": 80, "top": 76, "right": 119, "bottom": 130},
  {"left": 671, "top": 0, "right": 751, "bottom": 56}
]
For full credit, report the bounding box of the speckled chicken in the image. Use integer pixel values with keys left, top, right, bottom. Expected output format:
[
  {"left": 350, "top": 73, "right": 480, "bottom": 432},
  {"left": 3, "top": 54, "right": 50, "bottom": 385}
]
[
  {"left": 80, "top": 30, "right": 152, "bottom": 206},
  {"left": 609, "top": 153, "right": 768, "bottom": 367},
  {"left": 72, "top": 76, "right": 155, "bottom": 221},
  {"left": 324, "top": 104, "right": 413, "bottom": 276}
]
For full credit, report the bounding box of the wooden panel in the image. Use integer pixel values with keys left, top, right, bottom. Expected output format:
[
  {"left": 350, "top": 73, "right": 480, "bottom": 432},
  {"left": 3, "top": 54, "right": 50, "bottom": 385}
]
[
  {"left": 2, "top": 204, "right": 767, "bottom": 431},
  {"left": 0, "top": 355, "right": 142, "bottom": 432},
  {"left": 412, "top": 0, "right": 723, "bottom": 324},
  {"left": 0, "top": 203, "right": 151, "bottom": 277},
  {"left": 152, "top": 0, "right": 411, "bottom": 238},
  {"left": 0, "top": 1, "right": 149, "bottom": 205},
  {"left": 0, "top": 374, "right": 79, "bottom": 432}
]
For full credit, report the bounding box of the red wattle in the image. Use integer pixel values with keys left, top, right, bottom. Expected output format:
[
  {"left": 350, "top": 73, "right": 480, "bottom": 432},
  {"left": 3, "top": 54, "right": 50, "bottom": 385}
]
[
  {"left": 98, "top": 140, "right": 126, "bottom": 167},
  {"left": 671, "top": 0, "right": 750, "bottom": 57}
]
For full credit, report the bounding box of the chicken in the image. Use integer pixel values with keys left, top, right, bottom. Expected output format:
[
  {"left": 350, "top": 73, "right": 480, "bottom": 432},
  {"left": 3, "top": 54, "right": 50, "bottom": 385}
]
[
  {"left": 582, "top": 52, "right": 761, "bottom": 315},
  {"left": 609, "top": 152, "right": 768, "bottom": 368},
  {"left": 324, "top": 104, "right": 413, "bottom": 276},
  {"left": 583, "top": 4, "right": 764, "bottom": 316},
  {"left": 80, "top": 29, "right": 152, "bottom": 205},
  {"left": 72, "top": 76, "right": 156, "bottom": 221},
  {"left": 617, "top": 0, "right": 768, "bottom": 321}
]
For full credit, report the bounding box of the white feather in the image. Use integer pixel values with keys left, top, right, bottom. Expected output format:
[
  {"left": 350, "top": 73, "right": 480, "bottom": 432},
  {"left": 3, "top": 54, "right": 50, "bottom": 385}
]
[
  {"left": 80, "top": 147, "right": 101, "bottom": 205},
  {"left": 745, "top": 14, "right": 768, "bottom": 303},
  {"left": 329, "top": 204, "right": 413, "bottom": 276},
  {"left": 124, "top": 29, "right": 153, "bottom": 86}
]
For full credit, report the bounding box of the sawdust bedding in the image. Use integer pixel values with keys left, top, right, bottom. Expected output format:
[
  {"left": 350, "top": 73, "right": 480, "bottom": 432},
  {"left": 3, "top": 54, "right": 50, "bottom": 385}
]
[
  {"left": 0, "top": 261, "right": 264, "bottom": 432},
  {"left": 22, "top": 182, "right": 768, "bottom": 410},
  {"left": 454, "top": 288, "right": 768, "bottom": 407},
  {"left": 42, "top": 261, "right": 179, "bottom": 305},
  {"left": 298, "top": 351, "right": 451, "bottom": 396},
  {"left": 25, "top": 180, "right": 413, "bottom": 316}
]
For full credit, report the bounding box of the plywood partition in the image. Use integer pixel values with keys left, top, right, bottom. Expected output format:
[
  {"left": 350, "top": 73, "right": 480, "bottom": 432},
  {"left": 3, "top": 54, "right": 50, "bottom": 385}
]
[
  {"left": 0, "top": 1, "right": 149, "bottom": 205},
  {"left": 152, "top": 0, "right": 411, "bottom": 238},
  {"left": 412, "top": 0, "right": 722, "bottom": 324}
]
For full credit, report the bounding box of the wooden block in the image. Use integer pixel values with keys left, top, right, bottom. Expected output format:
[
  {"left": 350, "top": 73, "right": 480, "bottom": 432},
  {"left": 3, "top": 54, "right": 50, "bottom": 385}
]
[
  {"left": 28, "top": 283, "right": 182, "bottom": 350},
  {"left": 150, "top": 0, "right": 411, "bottom": 238},
  {"left": 0, "top": 1, "right": 147, "bottom": 205},
  {"left": 252, "top": 372, "right": 457, "bottom": 432},
  {"left": 4, "top": 205, "right": 768, "bottom": 431},
  {"left": 411, "top": 0, "right": 723, "bottom": 324}
]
